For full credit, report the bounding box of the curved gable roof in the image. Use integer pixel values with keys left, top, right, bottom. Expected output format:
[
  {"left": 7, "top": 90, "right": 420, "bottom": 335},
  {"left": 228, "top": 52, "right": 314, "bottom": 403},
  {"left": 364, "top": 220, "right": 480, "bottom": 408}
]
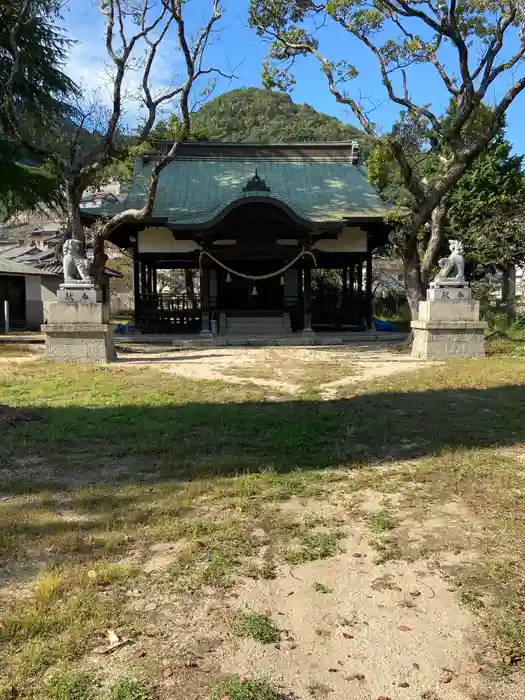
[{"left": 83, "top": 142, "right": 393, "bottom": 229}]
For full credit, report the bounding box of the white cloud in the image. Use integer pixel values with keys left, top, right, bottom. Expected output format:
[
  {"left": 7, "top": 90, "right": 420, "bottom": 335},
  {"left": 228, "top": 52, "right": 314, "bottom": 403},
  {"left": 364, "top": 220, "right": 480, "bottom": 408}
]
[{"left": 62, "top": 1, "right": 186, "bottom": 127}]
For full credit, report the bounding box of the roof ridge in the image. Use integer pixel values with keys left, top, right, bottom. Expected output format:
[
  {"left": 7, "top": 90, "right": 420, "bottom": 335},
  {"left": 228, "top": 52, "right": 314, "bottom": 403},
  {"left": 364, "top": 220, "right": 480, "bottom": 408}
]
[{"left": 150, "top": 140, "right": 361, "bottom": 147}]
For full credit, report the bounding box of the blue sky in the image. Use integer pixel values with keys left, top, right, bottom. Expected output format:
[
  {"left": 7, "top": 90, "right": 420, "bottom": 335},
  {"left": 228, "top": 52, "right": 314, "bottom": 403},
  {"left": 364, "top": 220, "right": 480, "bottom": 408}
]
[{"left": 63, "top": 0, "right": 525, "bottom": 153}]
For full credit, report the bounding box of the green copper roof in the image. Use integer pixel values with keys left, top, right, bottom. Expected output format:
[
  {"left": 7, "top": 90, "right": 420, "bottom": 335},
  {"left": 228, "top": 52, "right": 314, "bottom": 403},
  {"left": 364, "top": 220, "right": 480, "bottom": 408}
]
[{"left": 88, "top": 143, "right": 393, "bottom": 228}]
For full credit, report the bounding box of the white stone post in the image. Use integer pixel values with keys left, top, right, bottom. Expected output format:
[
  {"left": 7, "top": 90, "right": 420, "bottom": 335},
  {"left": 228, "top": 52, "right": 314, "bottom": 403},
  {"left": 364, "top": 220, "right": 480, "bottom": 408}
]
[
  {"left": 3, "top": 300, "right": 9, "bottom": 334},
  {"left": 411, "top": 282, "right": 486, "bottom": 359},
  {"left": 43, "top": 284, "right": 116, "bottom": 364}
]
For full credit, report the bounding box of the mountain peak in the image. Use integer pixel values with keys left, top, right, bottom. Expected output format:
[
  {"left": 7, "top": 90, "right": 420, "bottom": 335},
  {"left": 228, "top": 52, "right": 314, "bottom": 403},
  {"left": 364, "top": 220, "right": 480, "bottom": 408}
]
[{"left": 189, "top": 87, "right": 363, "bottom": 144}]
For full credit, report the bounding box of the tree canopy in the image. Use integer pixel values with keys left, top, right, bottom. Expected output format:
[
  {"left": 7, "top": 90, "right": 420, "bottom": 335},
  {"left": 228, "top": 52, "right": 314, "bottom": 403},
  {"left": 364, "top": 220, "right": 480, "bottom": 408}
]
[
  {"left": 368, "top": 104, "right": 525, "bottom": 275},
  {"left": 447, "top": 131, "right": 525, "bottom": 272},
  {"left": 249, "top": 0, "right": 525, "bottom": 316},
  {"left": 0, "top": 0, "right": 79, "bottom": 218}
]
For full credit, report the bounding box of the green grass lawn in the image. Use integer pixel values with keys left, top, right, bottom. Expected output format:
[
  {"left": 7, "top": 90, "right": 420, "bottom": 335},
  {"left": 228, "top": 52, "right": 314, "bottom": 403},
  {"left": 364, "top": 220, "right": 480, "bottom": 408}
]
[{"left": 2, "top": 353, "right": 525, "bottom": 698}]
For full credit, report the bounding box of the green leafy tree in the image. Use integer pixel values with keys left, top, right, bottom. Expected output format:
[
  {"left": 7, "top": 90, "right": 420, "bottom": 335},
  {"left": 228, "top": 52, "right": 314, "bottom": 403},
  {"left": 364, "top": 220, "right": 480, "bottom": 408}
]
[
  {"left": 249, "top": 0, "right": 525, "bottom": 317},
  {"left": 150, "top": 114, "right": 209, "bottom": 142},
  {"left": 447, "top": 131, "right": 525, "bottom": 273},
  {"left": 0, "top": 0, "right": 79, "bottom": 218},
  {"left": 369, "top": 106, "right": 525, "bottom": 283},
  {"left": 184, "top": 87, "right": 365, "bottom": 144}
]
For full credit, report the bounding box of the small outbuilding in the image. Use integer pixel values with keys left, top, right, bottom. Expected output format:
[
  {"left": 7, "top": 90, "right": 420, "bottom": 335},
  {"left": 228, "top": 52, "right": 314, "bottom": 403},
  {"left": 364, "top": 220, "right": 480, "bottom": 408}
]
[{"left": 0, "top": 259, "right": 59, "bottom": 331}]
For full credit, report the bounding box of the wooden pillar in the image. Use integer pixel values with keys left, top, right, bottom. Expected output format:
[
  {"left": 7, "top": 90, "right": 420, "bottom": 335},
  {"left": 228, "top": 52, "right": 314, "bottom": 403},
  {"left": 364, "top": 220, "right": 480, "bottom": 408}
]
[
  {"left": 151, "top": 267, "right": 158, "bottom": 293},
  {"left": 139, "top": 262, "right": 147, "bottom": 294},
  {"left": 342, "top": 267, "right": 348, "bottom": 294},
  {"left": 349, "top": 264, "right": 355, "bottom": 296},
  {"left": 303, "top": 260, "right": 313, "bottom": 333},
  {"left": 200, "top": 261, "right": 212, "bottom": 335},
  {"left": 366, "top": 248, "right": 373, "bottom": 329},
  {"left": 147, "top": 265, "right": 155, "bottom": 293},
  {"left": 133, "top": 253, "right": 140, "bottom": 326},
  {"left": 357, "top": 261, "right": 363, "bottom": 293}
]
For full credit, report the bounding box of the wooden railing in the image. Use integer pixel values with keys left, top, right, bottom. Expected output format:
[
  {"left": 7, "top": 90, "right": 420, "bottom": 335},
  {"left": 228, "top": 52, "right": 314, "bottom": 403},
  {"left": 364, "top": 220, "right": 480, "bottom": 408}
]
[
  {"left": 311, "top": 291, "right": 369, "bottom": 330},
  {"left": 134, "top": 292, "right": 371, "bottom": 333},
  {"left": 137, "top": 294, "right": 201, "bottom": 334}
]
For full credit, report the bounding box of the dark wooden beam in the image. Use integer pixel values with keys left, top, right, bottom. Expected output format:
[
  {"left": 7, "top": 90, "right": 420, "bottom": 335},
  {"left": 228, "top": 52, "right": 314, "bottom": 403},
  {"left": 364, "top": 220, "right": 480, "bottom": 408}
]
[
  {"left": 200, "top": 262, "right": 211, "bottom": 334},
  {"left": 366, "top": 236, "right": 373, "bottom": 329},
  {"left": 303, "top": 259, "right": 313, "bottom": 333},
  {"left": 132, "top": 247, "right": 140, "bottom": 326}
]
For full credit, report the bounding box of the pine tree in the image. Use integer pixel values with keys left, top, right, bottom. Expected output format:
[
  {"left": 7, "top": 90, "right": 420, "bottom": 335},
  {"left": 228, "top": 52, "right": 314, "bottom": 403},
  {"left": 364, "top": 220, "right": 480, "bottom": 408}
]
[{"left": 0, "top": 0, "right": 78, "bottom": 218}]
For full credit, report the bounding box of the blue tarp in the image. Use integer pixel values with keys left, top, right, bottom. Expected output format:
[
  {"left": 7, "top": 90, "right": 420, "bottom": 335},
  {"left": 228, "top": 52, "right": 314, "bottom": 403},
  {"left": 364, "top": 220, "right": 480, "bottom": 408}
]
[{"left": 373, "top": 318, "right": 398, "bottom": 332}]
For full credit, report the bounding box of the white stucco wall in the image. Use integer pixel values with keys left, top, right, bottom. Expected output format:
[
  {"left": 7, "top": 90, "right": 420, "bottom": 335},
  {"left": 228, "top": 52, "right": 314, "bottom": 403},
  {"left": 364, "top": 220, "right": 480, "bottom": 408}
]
[
  {"left": 24, "top": 275, "right": 41, "bottom": 301},
  {"left": 138, "top": 227, "right": 200, "bottom": 253},
  {"left": 41, "top": 276, "right": 60, "bottom": 323},
  {"left": 24, "top": 275, "right": 44, "bottom": 328},
  {"left": 314, "top": 227, "right": 367, "bottom": 253}
]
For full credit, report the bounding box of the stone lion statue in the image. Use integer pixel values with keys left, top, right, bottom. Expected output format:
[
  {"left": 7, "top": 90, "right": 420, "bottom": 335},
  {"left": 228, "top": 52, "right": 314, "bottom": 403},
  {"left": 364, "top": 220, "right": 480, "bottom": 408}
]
[
  {"left": 63, "top": 238, "right": 94, "bottom": 285},
  {"left": 434, "top": 239, "right": 465, "bottom": 283}
]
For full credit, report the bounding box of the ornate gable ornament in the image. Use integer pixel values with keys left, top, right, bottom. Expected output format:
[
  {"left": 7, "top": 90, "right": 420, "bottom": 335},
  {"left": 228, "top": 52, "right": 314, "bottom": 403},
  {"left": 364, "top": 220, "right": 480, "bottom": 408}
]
[{"left": 242, "top": 169, "right": 271, "bottom": 193}]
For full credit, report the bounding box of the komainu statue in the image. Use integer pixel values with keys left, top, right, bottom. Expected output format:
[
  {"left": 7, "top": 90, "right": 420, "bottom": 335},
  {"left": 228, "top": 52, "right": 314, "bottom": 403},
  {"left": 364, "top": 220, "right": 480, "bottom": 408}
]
[
  {"left": 433, "top": 239, "right": 465, "bottom": 284},
  {"left": 63, "top": 239, "right": 94, "bottom": 285}
]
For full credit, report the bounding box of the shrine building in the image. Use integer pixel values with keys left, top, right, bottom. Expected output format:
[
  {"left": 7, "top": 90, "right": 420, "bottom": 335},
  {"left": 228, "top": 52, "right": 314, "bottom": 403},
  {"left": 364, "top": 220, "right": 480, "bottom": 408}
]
[{"left": 81, "top": 141, "right": 393, "bottom": 336}]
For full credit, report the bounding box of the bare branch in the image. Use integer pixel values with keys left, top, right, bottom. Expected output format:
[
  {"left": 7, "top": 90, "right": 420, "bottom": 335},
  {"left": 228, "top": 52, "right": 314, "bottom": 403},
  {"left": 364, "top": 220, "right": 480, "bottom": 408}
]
[
  {"left": 379, "top": 0, "right": 442, "bottom": 34},
  {"left": 471, "top": 12, "right": 516, "bottom": 82},
  {"left": 428, "top": 36, "right": 458, "bottom": 96},
  {"left": 96, "top": 0, "right": 226, "bottom": 245},
  {"left": 115, "top": 0, "right": 128, "bottom": 52},
  {"left": 139, "top": 13, "right": 176, "bottom": 140},
  {"left": 264, "top": 27, "right": 377, "bottom": 137},
  {"left": 445, "top": 0, "right": 473, "bottom": 94},
  {"left": 337, "top": 17, "right": 445, "bottom": 139},
  {"left": 479, "top": 25, "right": 525, "bottom": 95}
]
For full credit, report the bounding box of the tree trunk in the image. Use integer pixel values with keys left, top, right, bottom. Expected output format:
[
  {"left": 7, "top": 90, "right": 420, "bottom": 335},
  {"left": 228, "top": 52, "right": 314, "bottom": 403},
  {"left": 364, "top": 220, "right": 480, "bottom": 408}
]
[
  {"left": 421, "top": 202, "right": 447, "bottom": 288},
  {"left": 502, "top": 264, "right": 516, "bottom": 310},
  {"left": 92, "top": 233, "right": 107, "bottom": 287},
  {"left": 68, "top": 185, "right": 85, "bottom": 245},
  {"left": 185, "top": 269, "right": 197, "bottom": 309},
  {"left": 403, "top": 246, "right": 425, "bottom": 320}
]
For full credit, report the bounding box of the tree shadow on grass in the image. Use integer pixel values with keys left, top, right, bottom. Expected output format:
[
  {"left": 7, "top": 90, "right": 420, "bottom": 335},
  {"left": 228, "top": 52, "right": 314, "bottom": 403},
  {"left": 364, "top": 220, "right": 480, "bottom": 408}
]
[
  {"left": 1, "top": 383, "right": 525, "bottom": 493},
  {"left": 1, "top": 383, "right": 525, "bottom": 588}
]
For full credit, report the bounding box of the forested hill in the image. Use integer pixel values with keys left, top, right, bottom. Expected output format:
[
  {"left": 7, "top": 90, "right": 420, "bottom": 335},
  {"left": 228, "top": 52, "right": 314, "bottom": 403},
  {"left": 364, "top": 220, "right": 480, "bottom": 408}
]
[{"left": 188, "top": 88, "right": 363, "bottom": 143}]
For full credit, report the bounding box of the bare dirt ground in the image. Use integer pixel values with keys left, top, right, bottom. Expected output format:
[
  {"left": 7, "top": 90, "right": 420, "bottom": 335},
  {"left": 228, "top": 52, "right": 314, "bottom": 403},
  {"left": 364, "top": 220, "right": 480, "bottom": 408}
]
[
  {"left": 78, "top": 488, "right": 525, "bottom": 700},
  {"left": 119, "top": 343, "right": 437, "bottom": 397},
  {"left": 2, "top": 346, "right": 525, "bottom": 700}
]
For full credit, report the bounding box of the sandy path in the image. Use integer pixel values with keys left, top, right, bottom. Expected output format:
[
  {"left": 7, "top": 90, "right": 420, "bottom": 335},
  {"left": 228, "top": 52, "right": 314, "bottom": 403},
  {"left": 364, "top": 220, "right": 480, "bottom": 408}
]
[
  {"left": 120, "top": 345, "right": 436, "bottom": 397},
  {"left": 220, "top": 528, "right": 483, "bottom": 700}
]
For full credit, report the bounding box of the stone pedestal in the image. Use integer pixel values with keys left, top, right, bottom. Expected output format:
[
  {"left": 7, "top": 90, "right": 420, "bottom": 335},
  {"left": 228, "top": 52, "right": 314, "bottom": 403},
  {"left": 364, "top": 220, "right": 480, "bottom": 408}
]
[
  {"left": 411, "top": 281, "right": 486, "bottom": 360},
  {"left": 42, "top": 285, "right": 116, "bottom": 364}
]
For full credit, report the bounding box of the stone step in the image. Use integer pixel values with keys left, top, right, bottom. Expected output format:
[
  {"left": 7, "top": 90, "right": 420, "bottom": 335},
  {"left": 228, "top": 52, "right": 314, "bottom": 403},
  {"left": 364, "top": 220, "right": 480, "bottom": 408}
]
[
  {"left": 225, "top": 320, "right": 286, "bottom": 326},
  {"left": 226, "top": 321, "right": 285, "bottom": 328},
  {"left": 225, "top": 328, "right": 286, "bottom": 334},
  {"left": 224, "top": 318, "right": 289, "bottom": 335}
]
